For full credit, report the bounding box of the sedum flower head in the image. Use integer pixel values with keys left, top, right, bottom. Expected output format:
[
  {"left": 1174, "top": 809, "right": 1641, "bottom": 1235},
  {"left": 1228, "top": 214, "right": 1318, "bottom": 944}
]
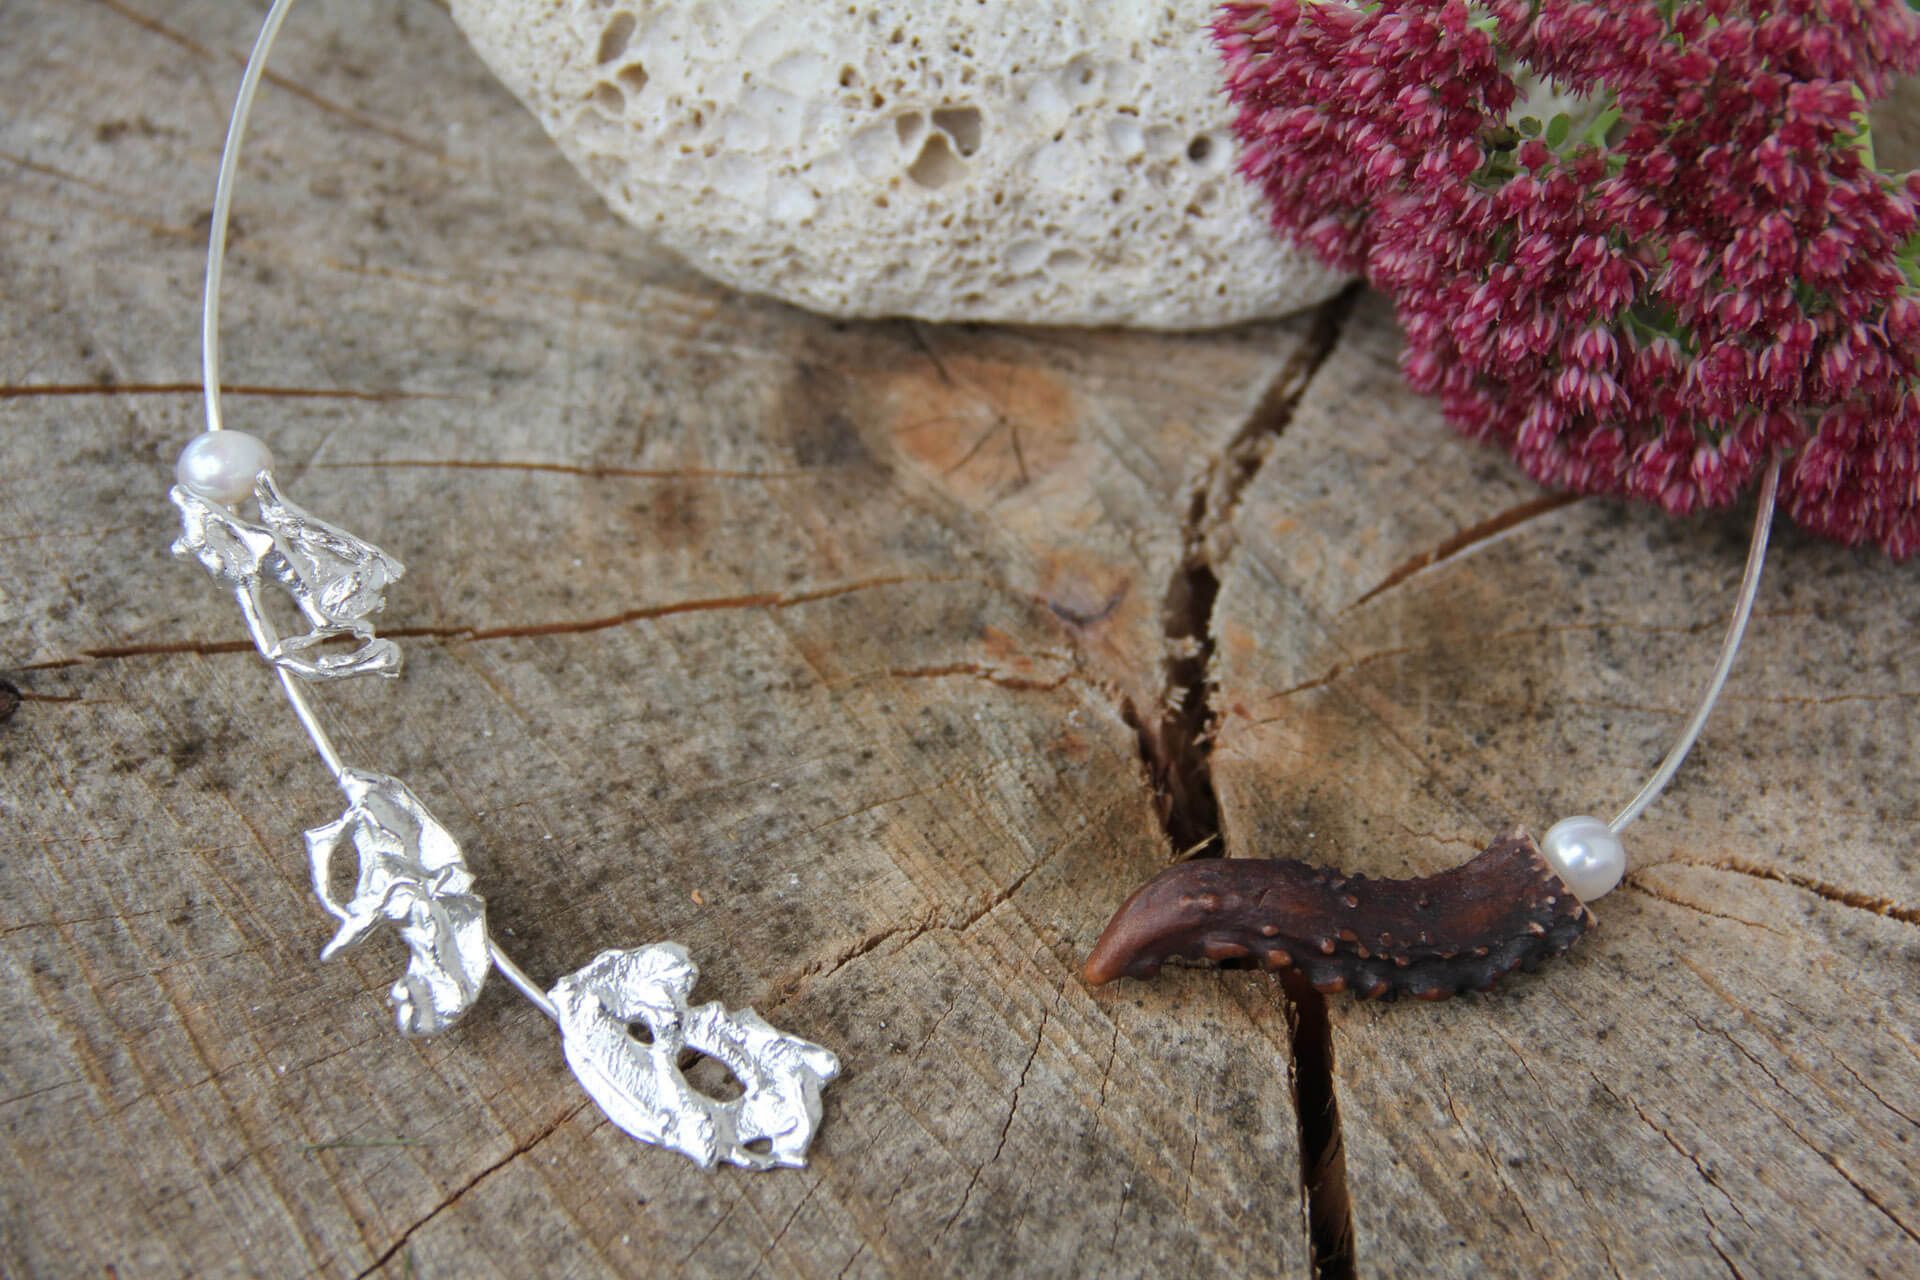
[{"left": 1218, "top": 0, "right": 1920, "bottom": 555}]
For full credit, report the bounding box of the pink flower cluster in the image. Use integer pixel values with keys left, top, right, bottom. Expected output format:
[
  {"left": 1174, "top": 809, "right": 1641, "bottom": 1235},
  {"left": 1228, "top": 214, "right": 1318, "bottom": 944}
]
[{"left": 1218, "top": 0, "right": 1920, "bottom": 555}]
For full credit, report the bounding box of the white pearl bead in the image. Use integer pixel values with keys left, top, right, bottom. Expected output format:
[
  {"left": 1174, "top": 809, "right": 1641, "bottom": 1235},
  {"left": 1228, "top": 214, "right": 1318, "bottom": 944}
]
[
  {"left": 1540, "top": 815, "right": 1626, "bottom": 902},
  {"left": 175, "top": 431, "right": 273, "bottom": 506}
]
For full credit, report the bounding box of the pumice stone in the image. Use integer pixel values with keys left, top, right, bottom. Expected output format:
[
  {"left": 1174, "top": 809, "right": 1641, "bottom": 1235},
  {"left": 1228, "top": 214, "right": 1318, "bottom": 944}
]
[{"left": 451, "top": 0, "right": 1349, "bottom": 328}]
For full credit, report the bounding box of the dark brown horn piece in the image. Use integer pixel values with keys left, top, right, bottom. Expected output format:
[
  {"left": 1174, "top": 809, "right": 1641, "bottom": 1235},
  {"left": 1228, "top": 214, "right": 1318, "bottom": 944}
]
[{"left": 1083, "top": 830, "right": 1595, "bottom": 1000}]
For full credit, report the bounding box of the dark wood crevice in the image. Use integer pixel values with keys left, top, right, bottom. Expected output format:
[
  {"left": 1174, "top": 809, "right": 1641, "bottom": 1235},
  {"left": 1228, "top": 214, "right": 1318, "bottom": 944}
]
[
  {"left": 1282, "top": 968, "right": 1356, "bottom": 1280},
  {"left": 1129, "top": 284, "right": 1361, "bottom": 1279}
]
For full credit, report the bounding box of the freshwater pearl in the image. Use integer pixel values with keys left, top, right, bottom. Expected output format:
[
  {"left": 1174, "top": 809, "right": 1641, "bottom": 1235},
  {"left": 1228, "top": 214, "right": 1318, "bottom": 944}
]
[
  {"left": 1540, "top": 815, "right": 1626, "bottom": 902},
  {"left": 175, "top": 431, "right": 273, "bottom": 506}
]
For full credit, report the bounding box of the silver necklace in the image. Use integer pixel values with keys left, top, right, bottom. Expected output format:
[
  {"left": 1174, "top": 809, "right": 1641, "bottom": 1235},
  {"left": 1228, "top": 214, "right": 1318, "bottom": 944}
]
[
  {"left": 166, "top": 0, "right": 1788, "bottom": 1171},
  {"left": 167, "top": 0, "right": 837, "bottom": 1172}
]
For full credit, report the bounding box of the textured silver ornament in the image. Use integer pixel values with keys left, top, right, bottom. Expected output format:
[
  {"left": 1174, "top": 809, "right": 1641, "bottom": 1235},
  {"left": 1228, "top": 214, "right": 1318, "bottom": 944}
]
[
  {"left": 550, "top": 945, "right": 840, "bottom": 1169},
  {"left": 170, "top": 470, "right": 404, "bottom": 680},
  {"left": 305, "top": 769, "right": 492, "bottom": 1036}
]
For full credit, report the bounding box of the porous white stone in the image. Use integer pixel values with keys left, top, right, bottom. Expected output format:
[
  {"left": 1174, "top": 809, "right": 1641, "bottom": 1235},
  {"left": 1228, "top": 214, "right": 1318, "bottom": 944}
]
[{"left": 451, "top": 0, "right": 1349, "bottom": 328}]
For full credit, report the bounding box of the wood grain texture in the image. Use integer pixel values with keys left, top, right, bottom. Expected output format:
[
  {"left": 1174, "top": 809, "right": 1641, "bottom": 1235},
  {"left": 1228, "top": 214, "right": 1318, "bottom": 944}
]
[{"left": 1, "top": 3, "right": 1915, "bottom": 1278}]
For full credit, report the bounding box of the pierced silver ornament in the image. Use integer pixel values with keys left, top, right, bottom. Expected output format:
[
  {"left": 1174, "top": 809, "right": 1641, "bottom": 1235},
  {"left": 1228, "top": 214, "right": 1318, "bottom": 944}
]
[
  {"left": 305, "top": 769, "right": 492, "bottom": 1036},
  {"left": 550, "top": 945, "right": 841, "bottom": 1169},
  {"left": 170, "top": 470, "right": 405, "bottom": 680}
]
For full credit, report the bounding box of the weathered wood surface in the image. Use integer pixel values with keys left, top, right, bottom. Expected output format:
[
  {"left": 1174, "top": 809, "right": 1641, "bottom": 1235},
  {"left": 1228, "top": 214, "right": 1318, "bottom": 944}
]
[{"left": 2, "top": 3, "right": 1916, "bottom": 1277}]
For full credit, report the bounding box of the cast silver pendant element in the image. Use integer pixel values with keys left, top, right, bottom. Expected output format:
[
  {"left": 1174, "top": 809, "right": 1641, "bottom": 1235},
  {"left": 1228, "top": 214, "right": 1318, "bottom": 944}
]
[
  {"left": 170, "top": 473, "right": 405, "bottom": 680},
  {"left": 170, "top": 458, "right": 837, "bottom": 1168},
  {"left": 305, "top": 769, "right": 492, "bottom": 1036},
  {"left": 552, "top": 946, "right": 841, "bottom": 1170}
]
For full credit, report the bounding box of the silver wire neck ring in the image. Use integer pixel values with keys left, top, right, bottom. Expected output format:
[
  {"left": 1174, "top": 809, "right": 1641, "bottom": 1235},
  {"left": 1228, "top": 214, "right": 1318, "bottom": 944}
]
[{"left": 201, "top": 0, "right": 298, "bottom": 435}]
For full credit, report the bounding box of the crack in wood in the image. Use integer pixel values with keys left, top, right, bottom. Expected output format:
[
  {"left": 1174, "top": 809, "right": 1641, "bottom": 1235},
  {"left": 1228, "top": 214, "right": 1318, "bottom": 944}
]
[
  {"left": 1245, "top": 611, "right": 1781, "bottom": 714},
  {"left": 1620, "top": 879, "right": 1798, "bottom": 938},
  {"left": 1767, "top": 1103, "right": 1920, "bottom": 1250},
  {"left": 1665, "top": 857, "right": 1920, "bottom": 926},
  {"left": 84, "top": 0, "right": 213, "bottom": 59},
  {"left": 766, "top": 832, "right": 1077, "bottom": 1001},
  {"left": 436, "top": 575, "right": 973, "bottom": 642},
  {"left": 1711, "top": 1238, "right": 1751, "bottom": 1280},
  {"left": 0, "top": 381, "right": 449, "bottom": 403},
  {"left": 760, "top": 1177, "right": 827, "bottom": 1268},
  {"left": 937, "top": 1003, "right": 1051, "bottom": 1244},
  {"left": 1121, "top": 285, "right": 1361, "bottom": 1280},
  {"left": 1134, "top": 287, "right": 1360, "bottom": 855},
  {"left": 87, "top": 0, "right": 448, "bottom": 156},
  {"left": 0, "top": 1079, "right": 85, "bottom": 1111},
  {"left": 877, "top": 662, "right": 1078, "bottom": 694},
  {"left": 1600, "top": 1075, "right": 1757, "bottom": 1233},
  {"left": 351, "top": 1101, "right": 591, "bottom": 1280},
  {"left": 777, "top": 914, "right": 940, "bottom": 998},
  {"left": 1344, "top": 491, "right": 1586, "bottom": 611},
  {"left": 318, "top": 457, "right": 807, "bottom": 481},
  {"left": 1828, "top": 1054, "right": 1920, "bottom": 1129},
  {"left": 0, "top": 147, "right": 168, "bottom": 204},
  {"left": 675, "top": 1200, "right": 742, "bottom": 1270},
  {"left": 1676, "top": 991, "right": 1800, "bottom": 1102},
  {"left": 20, "top": 574, "right": 974, "bottom": 670},
  {"left": 1437, "top": 1072, "right": 1555, "bottom": 1247},
  {"left": 1676, "top": 967, "right": 1920, "bottom": 1245},
  {"left": 829, "top": 1243, "right": 868, "bottom": 1280},
  {"left": 252, "top": 63, "right": 449, "bottom": 159},
  {"left": 1283, "top": 968, "right": 1356, "bottom": 1279}
]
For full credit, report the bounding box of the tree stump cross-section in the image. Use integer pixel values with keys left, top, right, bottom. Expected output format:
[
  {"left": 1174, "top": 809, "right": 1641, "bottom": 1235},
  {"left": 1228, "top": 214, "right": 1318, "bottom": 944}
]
[{"left": 3, "top": 4, "right": 1918, "bottom": 1277}]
